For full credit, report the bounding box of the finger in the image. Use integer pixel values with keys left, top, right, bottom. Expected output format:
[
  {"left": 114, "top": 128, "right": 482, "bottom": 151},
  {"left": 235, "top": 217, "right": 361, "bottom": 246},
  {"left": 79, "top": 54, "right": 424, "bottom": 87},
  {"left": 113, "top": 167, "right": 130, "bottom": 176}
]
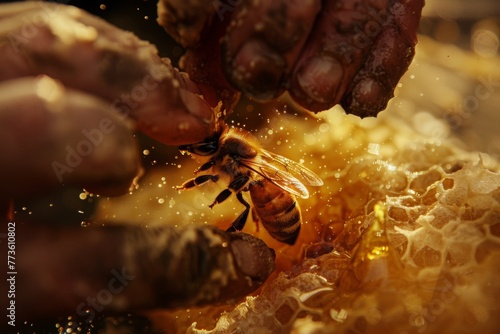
[
  {"left": 157, "top": 0, "right": 215, "bottom": 48},
  {"left": 222, "top": 0, "right": 321, "bottom": 100},
  {"left": 340, "top": 0, "right": 424, "bottom": 116},
  {"left": 178, "top": 21, "right": 241, "bottom": 115},
  {"left": 289, "top": 0, "right": 390, "bottom": 112},
  {"left": 290, "top": 0, "right": 424, "bottom": 116},
  {"left": 0, "top": 76, "right": 140, "bottom": 198},
  {"left": 158, "top": 0, "right": 241, "bottom": 115},
  {"left": 4, "top": 223, "right": 275, "bottom": 320},
  {"left": 0, "top": 1, "right": 214, "bottom": 145}
]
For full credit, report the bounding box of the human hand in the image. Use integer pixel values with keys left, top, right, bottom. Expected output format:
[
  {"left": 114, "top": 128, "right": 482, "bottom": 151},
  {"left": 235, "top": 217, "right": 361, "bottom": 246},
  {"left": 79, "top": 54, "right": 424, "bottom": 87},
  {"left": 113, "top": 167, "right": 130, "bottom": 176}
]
[
  {"left": 3, "top": 222, "right": 274, "bottom": 323},
  {"left": 159, "top": 0, "right": 425, "bottom": 117},
  {"left": 0, "top": 0, "right": 425, "bottom": 329},
  {"left": 0, "top": 1, "right": 275, "bottom": 329},
  {"left": 0, "top": 1, "right": 225, "bottom": 198},
  {"left": 1, "top": 1, "right": 217, "bottom": 148}
]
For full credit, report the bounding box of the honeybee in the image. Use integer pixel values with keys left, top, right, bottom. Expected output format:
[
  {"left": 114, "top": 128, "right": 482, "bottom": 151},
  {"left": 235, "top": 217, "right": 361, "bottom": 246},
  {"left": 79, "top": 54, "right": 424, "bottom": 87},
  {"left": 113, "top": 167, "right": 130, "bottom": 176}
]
[{"left": 176, "top": 122, "right": 323, "bottom": 245}]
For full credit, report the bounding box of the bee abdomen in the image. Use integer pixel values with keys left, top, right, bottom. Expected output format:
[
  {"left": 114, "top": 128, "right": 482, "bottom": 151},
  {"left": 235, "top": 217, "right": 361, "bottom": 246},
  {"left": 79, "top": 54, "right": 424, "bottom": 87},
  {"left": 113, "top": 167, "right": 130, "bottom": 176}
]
[
  {"left": 250, "top": 180, "right": 302, "bottom": 245},
  {"left": 263, "top": 201, "right": 301, "bottom": 245}
]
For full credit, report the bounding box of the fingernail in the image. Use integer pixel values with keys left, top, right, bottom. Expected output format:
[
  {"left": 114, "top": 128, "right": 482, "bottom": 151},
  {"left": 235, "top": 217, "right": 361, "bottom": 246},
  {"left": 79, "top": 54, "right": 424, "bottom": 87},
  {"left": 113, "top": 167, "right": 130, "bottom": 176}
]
[
  {"left": 297, "top": 56, "right": 343, "bottom": 104},
  {"left": 343, "top": 78, "right": 387, "bottom": 117},
  {"left": 228, "top": 39, "right": 285, "bottom": 100},
  {"left": 229, "top": 233, "right": 275, "bottom": 283},
  {"left": 179, "top": 88, "right": 214, "bottom": 122}
]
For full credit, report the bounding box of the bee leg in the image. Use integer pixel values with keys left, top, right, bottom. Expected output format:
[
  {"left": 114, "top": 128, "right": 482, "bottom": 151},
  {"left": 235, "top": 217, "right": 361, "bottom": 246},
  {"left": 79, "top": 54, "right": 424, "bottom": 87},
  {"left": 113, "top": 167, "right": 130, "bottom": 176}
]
[
  {"left": 176, "top": 174, "right": 219, "bottom": 190},
  {"left": 227, "top": 192, "right": 251, "bottom": 232},
  {"left": 209, "top": 175, "right": 250, "bottom": 209},
  {"left": 209, "top": 189, "right": 232, "bottom": 209},
  {"left": 251, "top": 207, "right": 260, "bottom": 232},
  {"left": 194, "top": 160, "right": 215, "bottom": 174}
]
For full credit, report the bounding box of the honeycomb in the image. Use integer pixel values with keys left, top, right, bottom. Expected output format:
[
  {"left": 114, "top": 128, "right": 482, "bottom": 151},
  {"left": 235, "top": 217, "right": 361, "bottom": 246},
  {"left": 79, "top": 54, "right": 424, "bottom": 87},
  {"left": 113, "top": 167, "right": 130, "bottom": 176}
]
[
  {"left": 96, "top": 36, "right": 500, "bottom": 333},
  {"left": 164, "top": 105, "right": 498, "bottom": 333},
  {"left": 183, "top": 113, "right": 500, "bottom": 334}
]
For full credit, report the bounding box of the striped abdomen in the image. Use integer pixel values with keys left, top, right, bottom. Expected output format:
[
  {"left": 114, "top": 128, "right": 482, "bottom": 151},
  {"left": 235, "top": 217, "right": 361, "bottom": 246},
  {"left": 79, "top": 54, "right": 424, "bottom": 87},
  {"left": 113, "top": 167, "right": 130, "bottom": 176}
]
[{"left": 249, "top": 179, "right": 301, "bottom": 245}]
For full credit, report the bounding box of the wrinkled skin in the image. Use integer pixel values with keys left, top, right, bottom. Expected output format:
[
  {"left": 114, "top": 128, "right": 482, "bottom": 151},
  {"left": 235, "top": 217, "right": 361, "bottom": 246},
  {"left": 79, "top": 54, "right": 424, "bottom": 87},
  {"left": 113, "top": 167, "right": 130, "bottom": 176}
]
[
  {"left": 161, "top": 0, "right": 425, "bottom": 117},
  {"left": 0, "top": 2, "right": 216, "bottom": 147},
  {"left": 0, "top": 0, "right": 424, "bottom": 329},
  {"left": 0, "top": 2, "right": 274, "bottom": 327},
  {"left": 0, "top": 1, "right": 217, "bottom": 196},
  {"left": 4, "top": 223, "right": 274, "bottom": 320},
  {"left": 0, "top": 0, "right": 425, "bottom": 195}
]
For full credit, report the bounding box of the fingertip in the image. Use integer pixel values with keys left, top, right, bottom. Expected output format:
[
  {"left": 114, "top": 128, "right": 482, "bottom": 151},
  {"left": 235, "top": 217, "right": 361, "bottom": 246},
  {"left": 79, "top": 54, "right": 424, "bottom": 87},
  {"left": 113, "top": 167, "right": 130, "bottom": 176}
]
[
  {"left": 229, "top": 232, "right": 276, "bottom": 283},
  {"left": 291, "top": 55, "right": 344, "bottom": 111},
  {"left": 341, "top": 78, "right": 390, "bottom": 117},
  {"left": 222, "top": 0, "right": 320, "bottom": 102},
  {"left": 0, "top": 76, "right": 142, "bottom": 198}
]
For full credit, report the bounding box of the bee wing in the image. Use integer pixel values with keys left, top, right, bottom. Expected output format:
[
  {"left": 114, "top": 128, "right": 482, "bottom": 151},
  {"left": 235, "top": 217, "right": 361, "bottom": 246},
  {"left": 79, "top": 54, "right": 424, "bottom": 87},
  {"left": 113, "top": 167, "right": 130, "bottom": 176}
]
[
  {"left": 260, "top": 150, "right": 324, "bottom": 187},
  {"left": 240, "top": 157, "right": 310, "bottom": 199}
]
